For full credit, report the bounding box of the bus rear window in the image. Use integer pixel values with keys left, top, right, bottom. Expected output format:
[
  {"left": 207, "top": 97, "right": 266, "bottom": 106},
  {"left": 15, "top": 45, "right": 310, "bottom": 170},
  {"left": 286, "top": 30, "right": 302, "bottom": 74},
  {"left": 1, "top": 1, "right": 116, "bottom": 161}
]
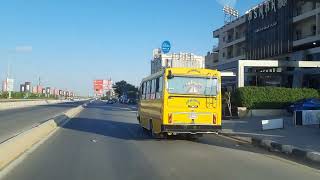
[{"left": 168, "top": 76, "right": 218, "bottom": 96}]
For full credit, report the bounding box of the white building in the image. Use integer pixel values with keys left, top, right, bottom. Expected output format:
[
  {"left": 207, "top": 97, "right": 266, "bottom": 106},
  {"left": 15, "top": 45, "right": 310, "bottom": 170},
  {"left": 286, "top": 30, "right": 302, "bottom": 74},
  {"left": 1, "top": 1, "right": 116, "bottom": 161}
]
[{"left": 151, "top": 48, "right": 205, "bottom": 74}]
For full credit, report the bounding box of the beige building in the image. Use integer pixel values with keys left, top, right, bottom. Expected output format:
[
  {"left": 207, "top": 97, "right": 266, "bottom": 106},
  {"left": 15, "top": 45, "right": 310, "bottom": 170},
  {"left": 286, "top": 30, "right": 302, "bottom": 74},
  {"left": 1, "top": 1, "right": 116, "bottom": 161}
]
[
  {"left": 206, "top": 0, "right": 320, "bottom": 90},
  {"left": 151, "top": 48, "right": 205, "bottom": 74}
]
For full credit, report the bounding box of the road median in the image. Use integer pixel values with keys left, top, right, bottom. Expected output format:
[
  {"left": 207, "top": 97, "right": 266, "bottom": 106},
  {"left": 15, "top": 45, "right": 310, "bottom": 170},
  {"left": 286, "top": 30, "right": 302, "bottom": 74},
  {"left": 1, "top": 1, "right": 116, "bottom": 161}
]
[{"left": 0, "top": 104, "right": 85, "bottom": 170}]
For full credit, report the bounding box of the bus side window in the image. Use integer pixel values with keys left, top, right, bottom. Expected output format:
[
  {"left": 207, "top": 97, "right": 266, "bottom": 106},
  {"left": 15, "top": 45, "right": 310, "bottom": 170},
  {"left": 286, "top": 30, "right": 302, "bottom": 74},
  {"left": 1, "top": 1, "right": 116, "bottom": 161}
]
[
  {"left": 151, "top": 79, "right": 156, "bottom": 100},
  {"left": 146, "top": 81, "right": 150, "bottom": 100},
  {"left": 143, "top": 82, "right": 147, "bottom": 100},
  {"left": 140, "top": 83, "right": 144, "bottom": 99},
  {"left": 159, "top": 76, "right": 163, "bottom": 98},
  {"left": 155, "top": 77, "right": 160, "bottom": 99},
  {"left": 148, "top": 80, "right": 152, "bottom": 99}
]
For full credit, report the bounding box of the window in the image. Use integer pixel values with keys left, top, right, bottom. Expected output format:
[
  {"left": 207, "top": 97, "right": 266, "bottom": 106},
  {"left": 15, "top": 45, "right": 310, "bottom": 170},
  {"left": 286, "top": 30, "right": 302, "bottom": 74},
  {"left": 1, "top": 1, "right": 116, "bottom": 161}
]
[
  {"left": 296, "top": 7, "right": 302, "bottom": 16},
  {"left": 144, "top": 82, "right": 147, "bottom": 99},
  {"left": 155, "top": 78, "right": 160, "bottom": 92},
  {"left": 222, "top": 52, "right": 225, "bottom": 58},
  {"left": 151, "top": 79, "right": 156, "bottom": 99},
  {"left": 140, "top": 83, "right": 145, "bottom": 99},
  {"left": 313, "top": 2, "right": 317, "bottom": 9},
  {"left": 312, "top": 25, "right": 316, "bottom": 36},
  {"left": 296, "top": 30, "right": 302, "bottom": 40},
  {"left": 223, "top": 36, "right": 225, "bottom": 42},
  {"left": 159, "top": 76, "right": 163, "bottom": 93},
  {"left": 155, "top": 76, "right": 163, "bottom": 99},
  {"left": 168, "top": 76, "right": 218, "bottom": 96},
  {"left": 235, "top": 32, "right": 239, "bottom": 39},
  {"left": 146, "top": 81, "right": 150, "bottom": 99}
]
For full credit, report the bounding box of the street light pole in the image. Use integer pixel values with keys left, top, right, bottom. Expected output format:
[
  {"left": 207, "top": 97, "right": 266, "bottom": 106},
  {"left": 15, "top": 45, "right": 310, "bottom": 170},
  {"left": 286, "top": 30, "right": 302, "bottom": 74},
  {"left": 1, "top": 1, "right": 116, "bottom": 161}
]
[{"left": 7, "top": 58, "right": 12, "bottom": 99}]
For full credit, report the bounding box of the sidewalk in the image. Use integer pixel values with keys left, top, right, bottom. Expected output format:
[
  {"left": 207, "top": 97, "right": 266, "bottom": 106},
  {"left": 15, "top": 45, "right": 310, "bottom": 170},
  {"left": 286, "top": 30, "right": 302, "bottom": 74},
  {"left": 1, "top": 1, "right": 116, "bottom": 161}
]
[{"left": 221, "top": 116, "right": 320, "bottom": 163}]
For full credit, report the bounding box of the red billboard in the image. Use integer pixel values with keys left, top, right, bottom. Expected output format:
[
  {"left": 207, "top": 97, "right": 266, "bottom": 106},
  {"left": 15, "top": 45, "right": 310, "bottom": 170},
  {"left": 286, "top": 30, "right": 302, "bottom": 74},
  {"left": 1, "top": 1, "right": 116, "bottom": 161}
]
[{"left": 94, "top": 79, "right": 112, "bottom": 96}]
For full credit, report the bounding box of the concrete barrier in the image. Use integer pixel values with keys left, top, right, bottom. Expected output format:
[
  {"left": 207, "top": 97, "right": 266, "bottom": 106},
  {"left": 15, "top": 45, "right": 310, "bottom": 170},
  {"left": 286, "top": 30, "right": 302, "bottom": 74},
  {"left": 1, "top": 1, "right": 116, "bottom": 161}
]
[
  {"left": 219, "top": 132, "right": 320, "bottom": 164},
  {"left": 0, "top": 99, "right": 76, "bottom": 111},
  {"left": 0, "top": 104, "right": 84, "bottom": 170},
  {"left": 237, "top": 108, "right": 290, "bottom": 118}
]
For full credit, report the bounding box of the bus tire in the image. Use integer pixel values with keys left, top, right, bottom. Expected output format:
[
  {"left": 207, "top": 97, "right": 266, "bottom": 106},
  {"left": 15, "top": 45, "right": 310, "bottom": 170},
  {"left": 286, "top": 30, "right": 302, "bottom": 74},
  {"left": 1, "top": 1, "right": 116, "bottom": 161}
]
[{"left": 150, "top": 121, "right": 167, "bottom": 139}]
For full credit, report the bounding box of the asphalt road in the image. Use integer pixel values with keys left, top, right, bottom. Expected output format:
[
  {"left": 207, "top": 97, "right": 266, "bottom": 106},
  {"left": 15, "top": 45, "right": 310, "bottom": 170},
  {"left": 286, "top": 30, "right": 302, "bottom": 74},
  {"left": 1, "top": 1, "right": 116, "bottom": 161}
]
[
  {"left": 1, "top": 100, "right": 319, "bottom": 180},
  {"left": 0, "top": 101, "right": 85, "bottom": 142}
]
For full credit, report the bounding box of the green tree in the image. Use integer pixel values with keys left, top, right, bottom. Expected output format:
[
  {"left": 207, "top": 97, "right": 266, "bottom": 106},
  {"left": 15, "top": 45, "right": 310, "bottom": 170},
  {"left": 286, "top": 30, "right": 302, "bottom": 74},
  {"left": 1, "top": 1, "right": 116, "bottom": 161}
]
[{"left": 114, "top": 80, "right": 138, "bottom": 98}]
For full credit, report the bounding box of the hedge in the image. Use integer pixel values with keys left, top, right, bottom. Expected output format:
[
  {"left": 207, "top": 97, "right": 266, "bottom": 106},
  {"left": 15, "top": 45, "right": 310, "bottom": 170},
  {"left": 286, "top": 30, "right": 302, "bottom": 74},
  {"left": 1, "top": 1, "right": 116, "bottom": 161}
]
[
  {"left": 0, "top": 92, "right": 57, "bottom": 99},
  {"left": 233, "top": 86, "right": 320, "bottom": 109}
]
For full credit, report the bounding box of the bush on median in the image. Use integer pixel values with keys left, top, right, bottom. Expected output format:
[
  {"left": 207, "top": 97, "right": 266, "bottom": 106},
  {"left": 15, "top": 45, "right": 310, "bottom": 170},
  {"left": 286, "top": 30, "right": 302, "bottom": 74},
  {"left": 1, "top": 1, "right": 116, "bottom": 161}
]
[
  {"left": 0, "top": 92, "right": 58, "bottom": 99},
  {"left": 233, "top": 86, "right": 320, "bottom": 109}
]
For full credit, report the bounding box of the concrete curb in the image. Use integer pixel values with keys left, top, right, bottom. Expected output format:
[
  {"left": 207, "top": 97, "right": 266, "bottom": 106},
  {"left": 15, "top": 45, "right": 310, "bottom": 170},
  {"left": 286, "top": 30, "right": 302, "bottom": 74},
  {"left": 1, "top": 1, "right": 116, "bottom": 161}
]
[
  {"left": 219, "top": 132, "right": 320, "bottom": 164},
  {"left": 0, "top": 100, "right": 70, "bottom": 111},
  {"left": 0, "top": 104, "right": 85, "bottom": 170}
]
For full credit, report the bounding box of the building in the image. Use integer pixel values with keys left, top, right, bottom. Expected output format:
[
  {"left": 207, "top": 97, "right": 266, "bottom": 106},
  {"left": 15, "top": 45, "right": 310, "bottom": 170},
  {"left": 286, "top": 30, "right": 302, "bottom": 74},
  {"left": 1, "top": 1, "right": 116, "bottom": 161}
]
[
  {"left": 206, "top": 0, "right": 320, "bottom": 90},
  {"left": 2, "top": 78, "right": 14, "bottom": 92},
  {"left": 151, "top": 48, "right": 205, "bottom": 74},
  {"left": 20, "top": 84, "right": 25, "bottom": 92}
]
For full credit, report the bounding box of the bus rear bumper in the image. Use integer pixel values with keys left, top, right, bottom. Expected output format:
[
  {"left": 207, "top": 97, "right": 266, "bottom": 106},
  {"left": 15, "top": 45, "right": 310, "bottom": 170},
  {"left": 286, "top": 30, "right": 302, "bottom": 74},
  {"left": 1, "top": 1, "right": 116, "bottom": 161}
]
[{"left": 161, "top": 125, "right": 222, "bottom": 134}]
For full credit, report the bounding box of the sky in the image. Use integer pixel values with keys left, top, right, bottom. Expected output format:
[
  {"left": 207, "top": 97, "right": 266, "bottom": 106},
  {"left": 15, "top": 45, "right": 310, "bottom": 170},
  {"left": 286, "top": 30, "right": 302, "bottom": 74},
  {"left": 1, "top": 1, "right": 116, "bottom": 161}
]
[{"left": 0, "top": 0, "right": 261, "bottom": 96}]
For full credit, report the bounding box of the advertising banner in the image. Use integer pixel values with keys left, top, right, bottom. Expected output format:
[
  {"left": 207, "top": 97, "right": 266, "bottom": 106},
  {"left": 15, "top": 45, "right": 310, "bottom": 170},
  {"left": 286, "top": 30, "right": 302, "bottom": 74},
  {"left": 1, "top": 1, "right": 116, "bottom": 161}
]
[
  {"left": 94, "top": 79, "right": 113, "bottom": 96},
  {"left": 6, "top": 78, "right": 14, "bottom": 92},
  {"left": 302, "top": 110, "right": 320, "bottom": 125}
]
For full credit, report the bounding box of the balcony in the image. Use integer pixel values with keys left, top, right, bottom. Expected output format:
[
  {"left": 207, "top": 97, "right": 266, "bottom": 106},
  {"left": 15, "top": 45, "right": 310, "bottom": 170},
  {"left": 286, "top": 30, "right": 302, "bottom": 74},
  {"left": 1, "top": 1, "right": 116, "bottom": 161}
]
[
  {"left": 293, "top": 8, "right": 320, "bottom": 23},
  {"left": 293, "top": 34, "right": 320, "bottom": 47},
  {"left": 223, "top": 36, "right": 246, "bottom": 48}
]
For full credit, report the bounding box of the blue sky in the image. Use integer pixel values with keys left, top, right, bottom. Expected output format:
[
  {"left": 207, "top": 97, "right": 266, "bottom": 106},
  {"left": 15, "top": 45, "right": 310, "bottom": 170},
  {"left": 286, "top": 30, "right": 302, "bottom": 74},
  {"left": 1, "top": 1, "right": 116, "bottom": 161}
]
[{"left": 0, "top": 0, "right": 261, "bottom": 96}]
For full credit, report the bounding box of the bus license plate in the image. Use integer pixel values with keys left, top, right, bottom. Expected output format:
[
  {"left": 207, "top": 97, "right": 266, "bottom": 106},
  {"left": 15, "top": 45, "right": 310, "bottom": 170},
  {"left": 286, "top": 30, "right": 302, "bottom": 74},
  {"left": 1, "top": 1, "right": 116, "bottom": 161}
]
[{"left": 189, "top": 113, "right": 198, "bottom": 119}]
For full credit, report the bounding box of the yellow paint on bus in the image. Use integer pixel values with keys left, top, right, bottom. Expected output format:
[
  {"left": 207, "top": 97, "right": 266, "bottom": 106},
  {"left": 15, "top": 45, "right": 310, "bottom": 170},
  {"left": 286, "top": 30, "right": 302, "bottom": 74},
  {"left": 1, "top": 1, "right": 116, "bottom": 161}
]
[{"left": 137, "top": 68, "right": 222, "bottom": 137}]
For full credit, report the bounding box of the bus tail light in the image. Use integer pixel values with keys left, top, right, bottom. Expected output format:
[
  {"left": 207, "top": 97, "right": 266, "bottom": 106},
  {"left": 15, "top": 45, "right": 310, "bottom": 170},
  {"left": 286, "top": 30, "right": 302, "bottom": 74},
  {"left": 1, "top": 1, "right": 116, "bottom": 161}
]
[
  {"left": 212, "top": 114, "right": 217, "bottom": 124},
  {"left": 168, "top": 113, "right": 173, "bottom": 124}
]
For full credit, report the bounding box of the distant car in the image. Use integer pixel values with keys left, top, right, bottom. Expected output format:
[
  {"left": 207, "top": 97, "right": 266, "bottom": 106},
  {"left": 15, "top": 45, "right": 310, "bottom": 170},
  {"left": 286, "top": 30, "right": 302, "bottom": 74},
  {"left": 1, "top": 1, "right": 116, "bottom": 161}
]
[
  {"left": 106, "top": 100, "right": 114, "bottom": 104},
  {"left": 287, "top": 98, "right": 320, "bottom": 113},
  {"left": 127, "top": 98, "right": 137, "bottom": 105}
]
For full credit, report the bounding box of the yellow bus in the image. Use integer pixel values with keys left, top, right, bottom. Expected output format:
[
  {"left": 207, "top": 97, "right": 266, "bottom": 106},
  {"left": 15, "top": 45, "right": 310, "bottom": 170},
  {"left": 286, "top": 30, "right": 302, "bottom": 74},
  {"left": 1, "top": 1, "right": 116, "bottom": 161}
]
[{"left": 137, "top": 68, "right": 222, "bottom": 138}]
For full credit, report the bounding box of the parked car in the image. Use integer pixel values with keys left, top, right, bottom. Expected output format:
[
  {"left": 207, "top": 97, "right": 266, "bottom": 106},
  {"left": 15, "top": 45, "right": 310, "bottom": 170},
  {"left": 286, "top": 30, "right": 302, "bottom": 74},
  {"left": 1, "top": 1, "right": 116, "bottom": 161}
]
[{"left": 287, "top": 98, "right": 320, "bottom": 113}]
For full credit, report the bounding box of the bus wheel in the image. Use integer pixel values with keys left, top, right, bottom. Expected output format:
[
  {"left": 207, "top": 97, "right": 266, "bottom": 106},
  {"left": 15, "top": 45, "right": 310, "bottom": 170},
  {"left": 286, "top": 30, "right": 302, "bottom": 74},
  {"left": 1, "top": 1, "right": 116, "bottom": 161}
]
[{"left": 149, "top": 120, "right": 166, "bottom": 139}]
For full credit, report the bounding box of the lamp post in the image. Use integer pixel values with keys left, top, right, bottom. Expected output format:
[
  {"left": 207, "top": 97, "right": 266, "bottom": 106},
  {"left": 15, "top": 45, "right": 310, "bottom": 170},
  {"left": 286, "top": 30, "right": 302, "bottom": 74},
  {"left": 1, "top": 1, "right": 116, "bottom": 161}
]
[
  {"left": 6, "top": 54, "right": 13, "bottom": 99},
  {"left": 5, "top": 46, "right": 32, "bottom": 99}
]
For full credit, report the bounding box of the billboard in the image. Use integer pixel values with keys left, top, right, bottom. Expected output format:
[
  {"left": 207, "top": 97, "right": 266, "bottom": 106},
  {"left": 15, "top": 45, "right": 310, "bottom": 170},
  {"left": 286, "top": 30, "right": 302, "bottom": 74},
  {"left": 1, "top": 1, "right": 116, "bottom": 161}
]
[
  {"left": 94, "top": 79, "right": 113, "bottom": 96},
  {"left": 94, "top": 80, "right": 103, "bottom": 96},
  {"left": 6, "top": 78, "right": 14, "bottom": 92},
  {"left": 246, "top": 0, "right": 293, "bottom": 59}
]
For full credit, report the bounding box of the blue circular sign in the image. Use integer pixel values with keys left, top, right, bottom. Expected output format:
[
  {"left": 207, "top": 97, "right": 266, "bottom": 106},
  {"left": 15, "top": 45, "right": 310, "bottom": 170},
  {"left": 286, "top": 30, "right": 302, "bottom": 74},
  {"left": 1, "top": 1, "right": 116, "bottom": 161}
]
[{"left": 161, "top": 41, "right": 171, "bottom": 54}]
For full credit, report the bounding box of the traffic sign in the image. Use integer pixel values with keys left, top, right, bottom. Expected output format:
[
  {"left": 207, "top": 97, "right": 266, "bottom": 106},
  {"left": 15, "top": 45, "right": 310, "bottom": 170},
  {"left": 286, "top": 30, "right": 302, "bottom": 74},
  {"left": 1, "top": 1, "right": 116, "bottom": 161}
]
[{"left": 161, "top": 41, "right": 171, "bottom": 54}]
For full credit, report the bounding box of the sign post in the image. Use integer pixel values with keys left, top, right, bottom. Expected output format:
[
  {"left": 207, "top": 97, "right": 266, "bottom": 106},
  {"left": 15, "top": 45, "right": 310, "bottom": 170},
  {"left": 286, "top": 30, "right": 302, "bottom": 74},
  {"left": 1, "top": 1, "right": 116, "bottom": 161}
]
[{"left": 161, "top": 41, "right": 171, "bottom": 54}]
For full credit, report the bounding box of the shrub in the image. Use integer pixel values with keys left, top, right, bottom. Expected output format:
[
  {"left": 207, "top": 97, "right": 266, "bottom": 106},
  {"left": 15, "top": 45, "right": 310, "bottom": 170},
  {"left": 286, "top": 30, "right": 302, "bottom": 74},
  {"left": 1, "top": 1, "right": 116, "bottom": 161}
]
[
  {"left": 0, "top": 92, "right": 9, "bottom": 98},
  {"left": 233, "top": 86, "right": 319, "bottom": 109}
]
